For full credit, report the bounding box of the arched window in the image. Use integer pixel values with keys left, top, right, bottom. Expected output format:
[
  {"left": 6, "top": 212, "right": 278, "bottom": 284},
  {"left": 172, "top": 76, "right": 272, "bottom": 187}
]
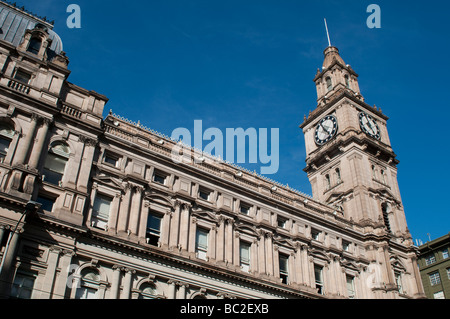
[
  {"left": 326, "top": 77, "right": 333, "bottom": 92},
  {"left": 75, "top": 268, "right": 100, "bottom": 299},
  {"left": 345, "top": 75, "right": 350, "bottom": 88},
  {"left": 0, "top": 123, "right": 14, "bottom": 160},
  {"left": 138, "top": 283, "right": 157, "bottom": 300},
  {"left": 43, "top": 142, "right": 70, "bottom": 186},
  {"left": 27, "top": 37, "right": 42, "bottom": 55}
]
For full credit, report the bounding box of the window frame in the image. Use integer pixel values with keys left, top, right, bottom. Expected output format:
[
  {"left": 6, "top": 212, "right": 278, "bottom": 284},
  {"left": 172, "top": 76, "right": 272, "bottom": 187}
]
[
  {"left": 279, "top": 254, "right": 289, "bottom": 285},
  {"left": 146, "top": 212, "right": 163, "bottom": 246},
  {"left": 14, "top": 69, "right": 32, "bottom": 84},
  {"left": 195, "top": 228, "right": 209, "bottom": 260},
  {"left": 198, "top": 188, "right": 211, "bottom": 201},
  {"left": 91, "top": 194, "right": 113, "bottom": 230},
  {"left": 26, "top": 37, "right": 42, "bottom": 55},
  {"left": 10, "top": 272, "right": 36, "bottom": 299},
  {"left": 429, "top": 271, "right": 441, "bottom": 286},
  {"left": 42, "top": 143, "right": 71, "bottom": 186}
]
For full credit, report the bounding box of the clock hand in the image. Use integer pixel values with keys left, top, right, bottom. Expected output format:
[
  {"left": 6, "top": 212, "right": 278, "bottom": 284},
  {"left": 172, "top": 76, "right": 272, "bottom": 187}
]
[{"left": 320, "top": 123, "right": 330, "bottom": 137}]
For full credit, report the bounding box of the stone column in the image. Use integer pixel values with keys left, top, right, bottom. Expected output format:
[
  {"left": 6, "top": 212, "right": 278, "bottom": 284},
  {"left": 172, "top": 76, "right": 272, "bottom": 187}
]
[
  {"left": 188, "top": 217, "right": 197, "bottom": 254},
  {"left": 208, "top": 226, "right": 217, "bottom": 261},
  {"left": 294, "top": 244, "right": 303, "bottom": 285},
  {"left": 76, "top": 137, "right": 97, "bottom": 193},
  {"left": 179, "top": 204, "right": 191, "bottom": 252},
  {"left": 40, "top": 246, "right": 61, "bottom": 299},
  {"left": 109, "top": 265, "right": 122, "bottom": 299},
  {"left": 161, "top": 210, "right": 172, "bottom": 248},
  {"left": 27, "top": 118, "right": 51, "bottom": 169},
  {"left": 258, "top": 232, "right": 266, "bottom": 275},
  {"left": 52, "top": 249, "right": 75, "bottom": 299},
  {"left": 251, "top": 238, "right": 259, "bottom": 274},
  {"left": 121, "top": 268, "right": 135, "bottom": 299},
  {"left": 225, "top": 219, "right": 234, "bottom": 264},
  {"left": 177, "top": 282, "right": 189, "bottom": 299},
  {"left": 0, "top": 229, "right": 22, "bottom": 298},
  {"left": 13, "top": 114, "right": 38, "bottom": 166},
  {"left": 168, "top": 280, "right": 177, "bottom": 299},
  {"left": 265, "top": 233, "right": 274, "bottom": 276},
  {"left": 138, "top": 201, "right": 149, "bottom": 241},
  {"left": 233, "top": 232, "right": 240, "bottom": 268},
  {"left": 169, "top": 202, "right": 181, "bottom": 249},
  {"left": 216, "top": 217, "right": 225, "bottom": 262},
  {"left": 117, "top": 184, "right": 132, "bottom": 234},
  {"left": 129, "top": 186, "right": 143, "bottom": 236},
  {"left": 108, "top": 193, "right": 121, "bottom": 233}
]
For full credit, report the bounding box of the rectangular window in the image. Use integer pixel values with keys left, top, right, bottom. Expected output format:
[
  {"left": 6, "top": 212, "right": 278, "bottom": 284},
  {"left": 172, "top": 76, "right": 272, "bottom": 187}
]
[
  {"left": 442, "top": 249, "right": 449, "bottom": 260},
  {"left": 196, "top": 228, "right": 209, "bottom": 260},
  {"left": 429, "top": 271, "right": 441, "bottom": 286},
  {"left": 342, "top": 240, "right": 350, "bottom": 252},
  {"left": 146, "top": 212, "right": 163, "bottom": 246},
  {"left": 92, "top": 194, "right": 112, "bottom": 230},
  {"left": 240, "top": 242, "right": 251, "bottom": 273},
  {"left": 277, "top": 217, "right": 287, "bottom": 229},
  {"left": 37, "top": 194, "right": 56, "bottom": 212},
  {"left": 10, "top": 273, "right": 35, "bottom": 299},
  {"left": 346, "top": 275, "right": 355, "bottom": 299},
  {"left": 14, "top": 69, "right": 32, "bottom": 84},
  {"left": 425, "top": 254, "right": 436, "bottom": 266},
  {"left": 240, "top": 204, "right": 250, "bottom": 216},
  {"left": 43, "top": 153, "right": 67, "bottom": 186},
  {"left": 312, "top": 229, "right": 321, "bottom": 241},
  {"left": 153, "top": 173, "right": 167, "bottom": 185},
  {"left": 314, "top": 265, "right": 324, "bottom": 295},
  {"left": 103, "top": 153, "right": 120, "bottom": 168},
  {"left": 198, "top": 188, "right": 211, "bottom": 201},
  {"left": 279, "top": 254, "right": 289, "bottom": 284}
]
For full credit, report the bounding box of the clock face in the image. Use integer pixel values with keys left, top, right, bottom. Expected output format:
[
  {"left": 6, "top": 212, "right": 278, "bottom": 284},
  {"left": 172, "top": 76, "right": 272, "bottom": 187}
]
[
  {"left": 359, "top": 112, "right": 381, "bottom": 140},
  {"left": 314, "top": 115, "right": 338, "bottom": 146}
]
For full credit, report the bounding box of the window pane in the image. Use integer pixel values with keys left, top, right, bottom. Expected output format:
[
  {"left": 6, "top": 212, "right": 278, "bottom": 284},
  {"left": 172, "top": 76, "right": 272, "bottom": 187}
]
[
  {"left": 14, "top": 70, "right": 31, "bottom": 84},
  {"left": 93, "top": 195, "right": 112, "bottom": 219},
  {"left": 37, "top": 195, "right": 55, "bottom": 212},
  {"left": 44, "top": 154, "right": 68, "bottom": 174},
  {"left": 147, "top": 214, "right": 162, "bottom": 234},
  {"left": 11, "top": 273, "right": 35, "bottom": 299},
  {"left": 51, "top": 143, "right": 70, "bottom": 157},
  {"left": 27, "top": 37, "right": 42, "bottom": 54},
  {"left": 0, "top": 136, "right": 11, "bottom": 157},
  {"left": 196, "top": 229, "right": 208, "bottom": 250}
]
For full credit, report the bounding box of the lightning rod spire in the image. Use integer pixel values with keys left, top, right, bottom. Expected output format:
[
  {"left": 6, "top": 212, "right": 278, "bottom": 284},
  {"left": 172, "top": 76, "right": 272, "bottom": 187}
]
[{"left": 324, "top": 18, "right": 332, "bottom": 47}]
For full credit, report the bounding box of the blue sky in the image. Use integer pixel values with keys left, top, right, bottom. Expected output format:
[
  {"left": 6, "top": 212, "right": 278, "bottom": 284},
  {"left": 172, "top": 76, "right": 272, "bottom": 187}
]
[{"left": 18, "top": 0, "right": 450, "bottom": 243}]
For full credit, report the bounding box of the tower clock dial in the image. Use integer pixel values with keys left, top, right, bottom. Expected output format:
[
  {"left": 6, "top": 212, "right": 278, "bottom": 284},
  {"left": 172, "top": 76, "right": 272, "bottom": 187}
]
[
  {"left": 359, "top": 112, "right": 381, "bottom": 140},
  {"left": 314, "top": 115, "right": 338, "bottom": 146}
]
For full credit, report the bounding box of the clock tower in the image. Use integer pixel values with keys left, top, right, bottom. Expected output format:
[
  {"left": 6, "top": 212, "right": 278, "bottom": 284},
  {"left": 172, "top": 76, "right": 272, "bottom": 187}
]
[
  {"left": 300, "top": 46, "right": 425, "bottom": 297},
  {"left": 301, "top": 45, "right": 410, "bottom": 240}
]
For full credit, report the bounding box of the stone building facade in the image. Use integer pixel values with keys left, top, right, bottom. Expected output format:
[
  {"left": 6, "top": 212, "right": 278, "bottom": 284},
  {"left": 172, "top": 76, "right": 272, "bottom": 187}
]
[{"left": 0, "top": 2, "right": 425, "bottom": 299}]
